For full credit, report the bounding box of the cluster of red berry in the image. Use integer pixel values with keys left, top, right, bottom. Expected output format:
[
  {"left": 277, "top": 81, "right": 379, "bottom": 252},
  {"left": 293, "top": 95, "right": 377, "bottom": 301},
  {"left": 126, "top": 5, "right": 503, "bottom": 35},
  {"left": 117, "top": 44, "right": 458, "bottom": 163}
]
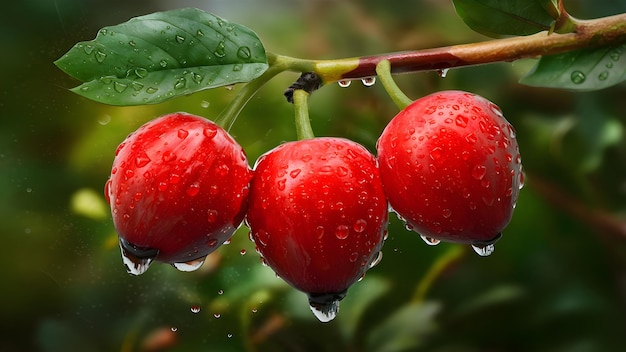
[{"left": 105, "top": 90, "right": 523, "bottom": 321}]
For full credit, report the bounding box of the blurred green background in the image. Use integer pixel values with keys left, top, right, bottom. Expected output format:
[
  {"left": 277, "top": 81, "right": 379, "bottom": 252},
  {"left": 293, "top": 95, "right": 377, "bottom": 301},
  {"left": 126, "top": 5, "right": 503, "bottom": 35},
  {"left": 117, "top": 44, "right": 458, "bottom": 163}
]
[{"left": 2, "top": 0, "right": 626, "bottom": 351}]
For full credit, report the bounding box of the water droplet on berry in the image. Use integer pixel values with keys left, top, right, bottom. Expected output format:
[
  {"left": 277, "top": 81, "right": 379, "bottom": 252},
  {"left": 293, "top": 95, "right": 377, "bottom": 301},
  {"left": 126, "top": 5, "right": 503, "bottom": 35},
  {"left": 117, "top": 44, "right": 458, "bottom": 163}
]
[
  {"left": 289, "top": 169, "right": 301, "bottom": 178},
  {"left": 316, "top": 226, "right": 325, "bottom": 239},
  {"left": 173, "top": 257, "right": 206, "bottom": 271},
  {"left": 429, "top": 147, "right": 442, "bottom": 160},
  {"left": 277, "top": 179, "right": 286, "bottom": 190},
  {"left": 186, "top": 183, "right": 200, "bottom": 197},
  {"left": 353, "top": 219, "right": 367, "bottom": 233},
  {"left": 203, "top": 126, "right": 217, "bottom": 139},
  {"left": 338, "top": 80, "right": 351, "bottom": 88},
  {"left": 335, "top": 225, "right": 349, "bottom": 239},
  {"left": 190, "top": 306, "right": 201, "bottom": 314},
  {"left": 119, "top": 238, "right": 157, "bottom": 275},
  {"left": 309, "top": 299, "right": 339, "bottom": 322},
  {"left": 472, "top": 165, "right": 487, "bottom": 180},
  {"left": 348, "top": 252, "right": 359, "bottom": 263},
  {"left": 471, "top": 243, "right": 495, "bottom": 257},
  {"left": 207, "top": 209, "right": 219, "bottom": 223},
  {"left": 361, "top": 77, "right": 376, "bottom": 86},
  {"left": 369, "top": 250, "right": 383, "bottom": 268},
  {"left": 135, "top": 152, "right": 151, "bottom": 167},
  {"left": 420, "top": 235, "right": 440, "bottom": 246}
]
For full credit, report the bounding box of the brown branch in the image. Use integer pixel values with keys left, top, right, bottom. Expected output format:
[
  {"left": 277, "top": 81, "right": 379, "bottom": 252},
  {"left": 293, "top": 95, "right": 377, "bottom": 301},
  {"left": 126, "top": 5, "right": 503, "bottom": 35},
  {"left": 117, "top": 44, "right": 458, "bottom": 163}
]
[{"left": 310, "top": 13, "right": 626, "bottom": 82}]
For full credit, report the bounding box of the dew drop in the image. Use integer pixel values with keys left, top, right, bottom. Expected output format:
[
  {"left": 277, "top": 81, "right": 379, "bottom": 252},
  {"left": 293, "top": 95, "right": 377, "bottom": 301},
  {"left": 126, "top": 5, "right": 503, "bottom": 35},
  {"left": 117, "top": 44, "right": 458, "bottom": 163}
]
[
  {"left": 237, "top": 46, "right": 252, "bottom": 60},
  {"left": 348, "top": 252, "right": 359, "bottom": 263},
  {"left": 472, "top": 243, "right": 495, "bottom": 257},
  {"left": 174, "top": 77, "right": 186, "bottom": 90},
  {"left": 200, "top": 100, "right": 211, "bottom": 108},
  {"left": 118, "top": 238, "right": 158, "bottom": 276},
  {"left": 207, "top": 209, "right": 219, "bottom": 223},
  {"left": 95, "top": 50, "right": 107, "bottom": 63},
  {"left": 173, "top": 257, "right": 206, "bottom": 271},
  {"left": 369, "top": 250, "right": 383, "bottom": 268},
  {"left": 335, "top": 225, "right": 349, "bottom": 240},
  {"left": 361, "top": 77, "right": 376, "bottom": 86},
  {"left": 336, "top": 166, "right": 349, "bottom": 177},
  {"left": 171, "top": 327, "right": 178, "bottom": 332},
  {"left": 338, "top": 80, "right": 351, "bottom": 88},
  {"left": 175, "top": 35, "right": 185, "bottom": 44},
  {"left": 472, "top": 165, "right": 487, "bottom": 180},
  {"left": 353, "top": 219, "right": 367, "bottom": 233},
  {"left": 277, "top": 179, "right": 286, "bottom": 191},
  {"left": 315, "top": 225, "right": 325, "bottom": 239},
  {"left": 436, "top": 68, "right": 449, "bottom": 78},
  {"left": 83, "top": 44, "right": 94, "bottom": 55},
  {"left": 598, "top": 71, "right": 609, "bottom": 81},
  {"left": 218, "top": 289, "right": 224, "bottom": 295},
  {"left": 429, "top": 147, "right": 442, "bottom": 161},
  {"left": 190, "top": 306, "right": 201, "bottom": 314},
  {"left": 240, "top": 249, "right": 247, "bottom": 256},
  {"left": 213, "top": 313, "right": 221, "bottom": 319},
  {"left": 162, "top": 151, "right": 177, "bottom": 162},
  {"left": 203, "top": 126, "right": 218, "bottom": 139},
  {"left": 309, "top": 299, "right": 339, "bottom": 323},
  {"left": 570, "top": 70, "right": 586, "bottom": 84},
  {"left": 146, "top": 87, "right": 159, "bottom": 94},
  {"left": 186, "top": 183, "right": 200, "bottom": 197},
  {"left": 420, "top": 235, "right": 441, "bottom": 246},
  {"left": 113, "top": 81, "right": 128, "bottom": 93},
  {"left": 289, "top": 169, "right": 301, "bottom": 178},
  {"left": 455, "top": 115, "right": 468, "bottom": 128},
  {"left": 442, "top": 208, "right": 452, "bottom": 219},
  {"left": 134, "top": 152, "right": 151, "bottom": 168},
  {"left": 160, "top": 60, "right": 168, "bottom": 68},
  {"left": 214, "top": 41, "right": 226, "bottom": 58}
]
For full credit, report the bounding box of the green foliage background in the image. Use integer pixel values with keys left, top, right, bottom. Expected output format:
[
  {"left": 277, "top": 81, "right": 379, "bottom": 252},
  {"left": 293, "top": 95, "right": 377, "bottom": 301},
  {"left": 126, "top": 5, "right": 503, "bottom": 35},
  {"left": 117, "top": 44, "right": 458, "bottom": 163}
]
[{"left": 1, "top": 0, "right": 625, "bottom": 351}]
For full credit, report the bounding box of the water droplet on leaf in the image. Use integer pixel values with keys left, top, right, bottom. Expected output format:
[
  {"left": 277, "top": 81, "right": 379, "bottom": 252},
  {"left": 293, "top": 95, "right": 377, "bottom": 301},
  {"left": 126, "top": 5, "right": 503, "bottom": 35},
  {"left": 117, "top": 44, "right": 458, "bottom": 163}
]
[
  {"left": 570, "top": 70, "right": 586, "bottom": 84},
  {"left": 237, "top": 46, "right": 252, "bottom": 60}
]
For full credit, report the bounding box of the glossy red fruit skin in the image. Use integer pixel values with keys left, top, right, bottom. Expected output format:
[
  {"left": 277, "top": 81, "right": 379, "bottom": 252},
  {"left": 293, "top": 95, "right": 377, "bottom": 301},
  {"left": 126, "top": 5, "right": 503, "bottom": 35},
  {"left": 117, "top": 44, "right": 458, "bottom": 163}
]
[
  {"left": 105, "top": 112, "right": 253, "bottom": 264},
  {"left": 246, "top": 137, "right": 388, "bottom": 296},
  {"left": 377, "top": 90, "right": 522, "bottom": 244}
]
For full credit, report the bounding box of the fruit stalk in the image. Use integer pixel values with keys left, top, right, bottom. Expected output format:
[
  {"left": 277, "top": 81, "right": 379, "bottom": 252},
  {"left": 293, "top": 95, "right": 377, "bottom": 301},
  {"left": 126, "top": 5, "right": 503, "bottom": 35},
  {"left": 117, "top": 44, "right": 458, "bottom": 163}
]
[{"left": 293, "top": 89, "right": 315, "bottom": 140}]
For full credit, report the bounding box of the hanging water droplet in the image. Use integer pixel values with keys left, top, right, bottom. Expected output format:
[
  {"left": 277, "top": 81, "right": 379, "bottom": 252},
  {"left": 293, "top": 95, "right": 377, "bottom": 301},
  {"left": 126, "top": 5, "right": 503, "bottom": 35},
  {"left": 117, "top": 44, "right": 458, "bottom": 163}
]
[
  {"left": 369, "top": 250, "right": 383, "bottom": 268},
  {"left": 190, "top": 306, "right": 201, "bottom": 314},
  {"left": 309, "top": 299, "right": 340, "bottom": 323},
  {"left": 171, "top": 327, "right": 177, "bottom": 332},
  {"left": 237, "top": 46, "right": 252, "bottom": 60},
  {"left": 172, "top": 257, "right": 206, "bottom": 271},
  {"left": 119, "top": 238, "right": 158, "bottom": 276},
  {"left": 420, "top": 235, "right": 441, "bottom": 246},
  {"left": 213, "top": 313, "right": 221, "bottom": 319},
  {"left": 338, "top": 80, "right": 351, "bottom": 88},
  {"left": 361, "top": 77, "right": 376, "bottom": 87},
  {"left": 570, "top": 70, "right": 586, "bottom": 84},
  {"left": 437, "top": 68, "right": 449, "bottom": 78},
  {"left": 471, "top": 243, "right": 495, "bottom": 257}
]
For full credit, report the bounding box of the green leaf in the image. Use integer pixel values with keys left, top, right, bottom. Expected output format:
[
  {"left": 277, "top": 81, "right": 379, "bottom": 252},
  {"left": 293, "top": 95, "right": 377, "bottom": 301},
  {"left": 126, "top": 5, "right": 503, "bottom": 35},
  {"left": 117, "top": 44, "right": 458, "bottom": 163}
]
[
  {"left": 520, "top": 43, "right": 626, "bottom": 91},
  {"left": 452, "top": 0, "right": 559, "bottom": 37},
  {"left": 55, "top": 8, "right": 268, "bottom": 105}
]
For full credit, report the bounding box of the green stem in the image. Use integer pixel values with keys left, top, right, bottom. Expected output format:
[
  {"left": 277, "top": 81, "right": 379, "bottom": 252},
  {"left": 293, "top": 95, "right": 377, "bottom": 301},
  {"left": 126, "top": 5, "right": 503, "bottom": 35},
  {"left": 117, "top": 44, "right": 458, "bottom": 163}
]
[
  {"left": 412, "top": 245, "right": 465, "bottom": 304},
  {"left": 375, "top": 59, "right": 413, "bottom": 110},
  {"left": 293, "top": 89, "right": 315, "bottom": 140},
  {"left": 214, "top": 59, "right": 283, "bottom": 131}
]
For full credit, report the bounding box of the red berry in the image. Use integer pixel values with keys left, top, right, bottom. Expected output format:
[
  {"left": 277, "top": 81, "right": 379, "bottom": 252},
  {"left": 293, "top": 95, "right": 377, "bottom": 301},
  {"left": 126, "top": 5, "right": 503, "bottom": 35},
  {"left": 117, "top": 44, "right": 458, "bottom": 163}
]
[
  {"left": 105, "top": 113, "right": 252, "bottom": 274},
  {"left": 376, "top": 91, "right": 523, "bottom": 255},
  {"left": 246, "top": 137, "right": 388, "bottom": 322}
]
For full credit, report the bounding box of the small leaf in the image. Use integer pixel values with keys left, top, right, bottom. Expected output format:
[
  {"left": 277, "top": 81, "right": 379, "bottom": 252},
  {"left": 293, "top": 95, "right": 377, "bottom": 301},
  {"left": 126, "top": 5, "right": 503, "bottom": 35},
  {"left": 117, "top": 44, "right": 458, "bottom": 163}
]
[
  {"left": 520, "top": 43, "right": 626, "bottom": 91},
  {"left": 55, "top": 8, "right": 268, "bottom": 105},
  {"left": 453, "top": 0, "right": 558, "bottom": 37}
]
